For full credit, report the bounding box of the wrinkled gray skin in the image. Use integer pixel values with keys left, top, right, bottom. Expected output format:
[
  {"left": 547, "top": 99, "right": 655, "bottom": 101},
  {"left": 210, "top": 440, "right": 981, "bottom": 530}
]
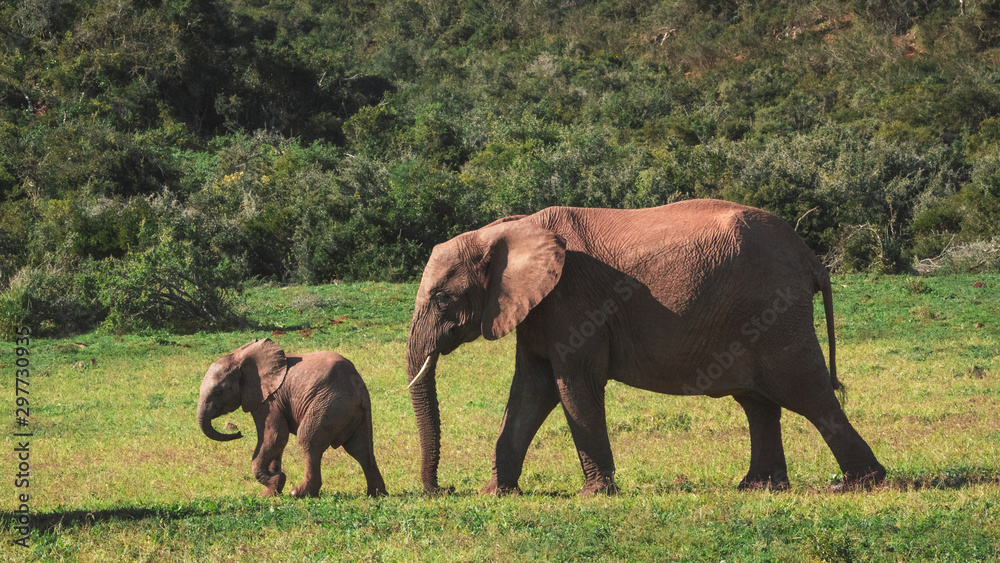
[
  {"left": 406, "top": 199, "right": 886, "bottom": 496},
  {"left": 197, "top": 338, "right": 387, "bottom": 498}
]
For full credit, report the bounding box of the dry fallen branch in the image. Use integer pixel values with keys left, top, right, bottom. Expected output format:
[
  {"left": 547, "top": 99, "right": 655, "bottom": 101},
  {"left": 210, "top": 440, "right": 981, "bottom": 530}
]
[{"left": 795, "top": 206, "right": 819, "bottom": 232}]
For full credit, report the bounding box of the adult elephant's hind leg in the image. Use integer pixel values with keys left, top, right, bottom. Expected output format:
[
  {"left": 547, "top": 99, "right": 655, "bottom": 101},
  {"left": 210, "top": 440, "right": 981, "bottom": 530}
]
[
  {"left": 801, "top": 396, "right": 885, "bottom": 489},
  {"left": 483, "top": 349, "right": 560, "bottom": 496},
  {"left": 771, "top": 353, "right": 886, "bottom": 489},
  {"left": 734, "top": 393, "right": 789, "bottom": 491}
]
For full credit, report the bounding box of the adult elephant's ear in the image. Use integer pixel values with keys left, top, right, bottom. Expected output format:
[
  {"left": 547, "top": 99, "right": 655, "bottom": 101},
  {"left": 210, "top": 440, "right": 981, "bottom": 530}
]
[
  {"left": 235, "top": 338, "right": 288, "bottom": 412},
  {"left": 480, "top": 221, "right": 566, "bottom": 340}
]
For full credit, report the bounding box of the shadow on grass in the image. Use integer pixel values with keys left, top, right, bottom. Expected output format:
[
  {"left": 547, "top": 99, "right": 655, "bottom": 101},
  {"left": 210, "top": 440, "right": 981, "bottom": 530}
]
[
  {"left": 0, "top": 492, "right": 406, "bottom": 533},
  {"left": 888, "top": 466, "right": 1000, "bottom": 491},
  {"left": 5, "top": 469, "right": 998, "bottom": 534},
  {"left": 0, "top": 494, "right": 298, "bottom": 534},
  {"left": 1, "top": 507, "right": 187, "bottom": 534}
]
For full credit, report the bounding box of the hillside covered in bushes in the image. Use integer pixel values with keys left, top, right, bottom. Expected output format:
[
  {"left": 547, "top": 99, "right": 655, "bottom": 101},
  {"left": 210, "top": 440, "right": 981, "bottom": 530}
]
[{"left": 3, "top": 0, "right": 1000, "bottom": 334}]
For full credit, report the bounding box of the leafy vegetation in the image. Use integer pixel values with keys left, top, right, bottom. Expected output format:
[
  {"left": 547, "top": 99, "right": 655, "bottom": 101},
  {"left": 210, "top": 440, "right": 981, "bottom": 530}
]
[
  {"left": 6, "top": 6, "right": 998, "bottom": 555},
  {"left": 3, "top": 0, "right": 1000, "bottom": 335},
  {"left": 3, "top": 275, "right": 998, "bottom": 560}
]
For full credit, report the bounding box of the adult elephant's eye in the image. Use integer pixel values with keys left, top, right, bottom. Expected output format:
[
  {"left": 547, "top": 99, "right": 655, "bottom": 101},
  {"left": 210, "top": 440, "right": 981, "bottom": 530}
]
[{"left": 432, "top": 292, "right": 450, "bottom": 312}]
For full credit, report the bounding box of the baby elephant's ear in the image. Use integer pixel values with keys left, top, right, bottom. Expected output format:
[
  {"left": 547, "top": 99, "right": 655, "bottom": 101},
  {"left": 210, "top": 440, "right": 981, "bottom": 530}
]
[{"left": 234, "top": 338, "right": 287, "bottom": 412}]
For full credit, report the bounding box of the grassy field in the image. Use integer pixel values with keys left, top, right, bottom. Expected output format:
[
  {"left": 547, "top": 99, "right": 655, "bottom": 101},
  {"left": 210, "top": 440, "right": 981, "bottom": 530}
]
[{"left": 3, "top": 275, "right": 999, "bottom": 561}]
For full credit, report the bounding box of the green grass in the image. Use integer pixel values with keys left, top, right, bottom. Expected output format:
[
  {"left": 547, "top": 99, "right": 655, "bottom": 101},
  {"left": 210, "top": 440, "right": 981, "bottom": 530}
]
[{"left": 3, "top": 275, "right": 999, "bottom": 561}]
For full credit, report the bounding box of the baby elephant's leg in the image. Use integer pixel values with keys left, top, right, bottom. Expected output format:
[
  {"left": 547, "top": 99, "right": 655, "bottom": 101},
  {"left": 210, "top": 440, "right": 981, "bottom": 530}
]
[
  {"left": 268, "top": 453, "right": 282, "bottom": 475},
  {"left": 290, "top": 416, "right": 336, "bottom": 499},
  {"left": 290, "top": 443, "right": 326, "bottom": 499},
  {"left": 252, "top": 417, "right": 289, "bottom": 496}
]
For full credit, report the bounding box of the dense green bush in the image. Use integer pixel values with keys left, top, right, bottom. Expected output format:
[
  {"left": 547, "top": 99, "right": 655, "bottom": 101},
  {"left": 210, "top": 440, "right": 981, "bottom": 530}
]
[
  {"left": 98, "top": 236, "right": 242, "bottom": 334},
  {"left": 0, "top": 264, "right": 102, "bottom": 339},
  {"left": 3, "top": 0, "right": 1000, "bottom": 335}
]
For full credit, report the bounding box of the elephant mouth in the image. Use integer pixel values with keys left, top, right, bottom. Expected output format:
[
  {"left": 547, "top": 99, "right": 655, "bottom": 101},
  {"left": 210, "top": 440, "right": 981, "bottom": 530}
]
[
  {"left": 408, "top": 328, "right": 480, "bottom": 390},
  {"left": 441, "top": 323, "right": 483, "bottom": 356}
]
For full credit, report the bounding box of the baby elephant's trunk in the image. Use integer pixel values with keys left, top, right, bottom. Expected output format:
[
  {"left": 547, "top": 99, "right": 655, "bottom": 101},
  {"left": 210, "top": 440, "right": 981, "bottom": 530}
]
[{"left": 197, "top": 401, "right": 242, "bottom": 441}]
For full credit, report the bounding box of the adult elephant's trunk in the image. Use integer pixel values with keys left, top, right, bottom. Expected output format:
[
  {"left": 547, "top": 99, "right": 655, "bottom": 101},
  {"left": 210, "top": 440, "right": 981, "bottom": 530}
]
[
  {"left": 407, "top": 341, "right": 442, "bottom": 494},
  {"left": 197, "top": 400, "right": 242, "bottom": 441}
]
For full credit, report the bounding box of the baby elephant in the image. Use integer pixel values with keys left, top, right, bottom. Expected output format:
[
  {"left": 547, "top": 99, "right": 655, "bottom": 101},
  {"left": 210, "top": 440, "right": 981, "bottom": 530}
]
[{"left": 196, "top": 338, "right": 387, "bottom": 498}]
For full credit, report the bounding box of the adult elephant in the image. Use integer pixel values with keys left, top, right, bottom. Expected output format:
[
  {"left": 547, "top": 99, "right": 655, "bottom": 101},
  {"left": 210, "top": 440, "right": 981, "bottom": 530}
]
[{"left": 405, "top": 199, "right": 885, "bottom": 496}]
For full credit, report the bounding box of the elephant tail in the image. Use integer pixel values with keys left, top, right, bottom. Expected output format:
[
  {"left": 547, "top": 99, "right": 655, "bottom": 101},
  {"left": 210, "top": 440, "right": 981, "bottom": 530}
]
[{"left": 819, "top": 275, "right": 846, "bottom": 405}]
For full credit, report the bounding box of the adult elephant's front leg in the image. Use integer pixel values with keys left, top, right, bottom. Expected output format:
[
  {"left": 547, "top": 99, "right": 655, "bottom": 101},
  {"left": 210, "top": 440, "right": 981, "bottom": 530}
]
[
  {"left": 554, "top": 349, "right": 618, "bottom": 497},
  {"left": 483, "top": 348, "right": 560, "bottom": 495},
  {"left": 557, "top": 380, "right": 618, "bottom": 496}
]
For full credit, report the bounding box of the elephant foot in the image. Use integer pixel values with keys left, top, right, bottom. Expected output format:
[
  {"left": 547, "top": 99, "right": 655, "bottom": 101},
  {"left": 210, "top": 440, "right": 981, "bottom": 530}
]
[
  {"left": 830, "top": 465, "right": 887, "bottom": 492},
  {"left": 737, "top": 478, "right": 790, "bottom": 492},
  {"left": 738, "top": 471, "right": 790, "bottom": 492},
  {"left": 424, "top": 484, "right": 456, "bottom": 497},
  {"left": 257, "top": 471, "right": 286, "bottom": 496},
  {"left": 366, "top": 475, "right": 389, "bottom": 498},
  {"left": 365, "top": 474, "right": 388, "bottom": 498},
  {"left": 290, "top": 483, "right": 320, "bottom": 499},
  {"left": 579, "top": 475, "right": 619, "bottom": 498},
  {"left": 481, "top": 478, "right": 523, "bottom": 496}
]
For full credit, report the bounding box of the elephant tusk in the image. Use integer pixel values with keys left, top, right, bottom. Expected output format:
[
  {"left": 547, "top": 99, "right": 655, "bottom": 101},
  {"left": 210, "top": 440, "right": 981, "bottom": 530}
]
[{"left": 408, "top": 356, "right": 433, "bottom": 389}]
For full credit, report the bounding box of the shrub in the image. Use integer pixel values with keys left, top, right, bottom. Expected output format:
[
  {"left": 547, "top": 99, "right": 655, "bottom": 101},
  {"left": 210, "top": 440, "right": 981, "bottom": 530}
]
[
  {"left": 343, "top": 104, "right": 400, "bottom": 160},
  {"left": 8, "top": 0, "right": 1000, "bottom": 319},
  {"left": 850, "top": 0, "right": 955, "bottom": 34},
  {"left": 0, "top": 265, "right": 103, "bottom": 339},
  {"left": 910, "top": 158, "right": 1000, "bottom": 263},
  {"left": 832, "top": 224, "right": 910, "bottom": 274},
  {"left": 917, "top": 238, "right": 1000, "bottom": 275},
  {"left": 98, "top": 236, "right": 243, "bottom": 334}
]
